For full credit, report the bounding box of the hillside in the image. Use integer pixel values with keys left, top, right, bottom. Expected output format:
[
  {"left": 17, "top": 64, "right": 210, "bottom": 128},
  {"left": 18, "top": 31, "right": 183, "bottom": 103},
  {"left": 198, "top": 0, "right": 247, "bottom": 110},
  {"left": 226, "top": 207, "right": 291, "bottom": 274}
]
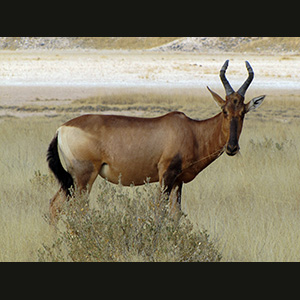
[
  {"left": 0, "top": 37, "right": 180, "bottom": 50},
  {"left": 155, "top": 37, "right": 300, "bottom": 54},
  {"left": 0, "top": 37, "right": 300, "bottom": 54}
]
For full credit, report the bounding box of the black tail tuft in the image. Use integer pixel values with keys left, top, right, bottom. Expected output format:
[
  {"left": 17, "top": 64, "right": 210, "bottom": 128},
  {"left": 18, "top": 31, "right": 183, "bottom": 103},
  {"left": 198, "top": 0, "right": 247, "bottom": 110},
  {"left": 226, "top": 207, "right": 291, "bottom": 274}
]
[{"left": 47, "top": 133, "right": 74, "bottom": 196}]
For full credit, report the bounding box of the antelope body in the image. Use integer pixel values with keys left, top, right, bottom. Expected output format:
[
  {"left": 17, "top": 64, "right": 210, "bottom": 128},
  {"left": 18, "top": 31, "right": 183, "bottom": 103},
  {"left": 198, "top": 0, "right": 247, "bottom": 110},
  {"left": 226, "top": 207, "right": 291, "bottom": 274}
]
[{"left": 47, "top": 60, "right": 265, "bottom": 222}]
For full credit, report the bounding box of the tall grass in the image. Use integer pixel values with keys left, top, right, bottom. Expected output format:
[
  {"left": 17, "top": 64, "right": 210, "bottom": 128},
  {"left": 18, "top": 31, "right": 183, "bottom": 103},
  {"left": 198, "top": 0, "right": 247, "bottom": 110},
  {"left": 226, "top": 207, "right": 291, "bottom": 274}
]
[
  {"left": 0, "top": 117, "right": 60, "bottom": 261},
  {"left": 1, "top": 91, "right": 300, "bottom": 261}
]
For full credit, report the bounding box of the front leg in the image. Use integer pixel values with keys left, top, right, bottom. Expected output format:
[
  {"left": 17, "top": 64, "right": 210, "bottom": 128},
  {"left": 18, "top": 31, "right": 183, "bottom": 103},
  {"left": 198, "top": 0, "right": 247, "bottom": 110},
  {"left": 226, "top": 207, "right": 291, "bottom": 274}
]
[
  {"left": 175, "top": 182, "right": 183, "bottom": 209},
  {"left": 158, "top": 153, "right": 183, "bottom": 210}
]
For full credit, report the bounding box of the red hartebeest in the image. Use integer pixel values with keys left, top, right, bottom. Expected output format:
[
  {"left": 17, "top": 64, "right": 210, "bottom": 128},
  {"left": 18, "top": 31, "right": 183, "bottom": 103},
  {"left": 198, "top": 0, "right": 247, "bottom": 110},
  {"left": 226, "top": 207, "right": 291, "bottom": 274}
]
[{"left": 47, "top": 60, "right": 265, "bottom": 222}]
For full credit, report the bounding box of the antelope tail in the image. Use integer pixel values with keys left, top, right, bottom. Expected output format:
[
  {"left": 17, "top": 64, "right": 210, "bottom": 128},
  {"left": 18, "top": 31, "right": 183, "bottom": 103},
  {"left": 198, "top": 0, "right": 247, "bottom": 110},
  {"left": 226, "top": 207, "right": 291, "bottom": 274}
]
[{"left": 47, "top": 133, "right": 74, "bottom": 196}]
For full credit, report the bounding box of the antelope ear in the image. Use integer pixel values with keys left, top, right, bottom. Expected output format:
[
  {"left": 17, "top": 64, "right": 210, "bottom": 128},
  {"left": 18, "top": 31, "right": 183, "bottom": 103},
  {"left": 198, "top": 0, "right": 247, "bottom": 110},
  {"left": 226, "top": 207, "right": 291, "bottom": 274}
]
[
  {"left": 207, "top": 86, "right": 225, "bottom": 108},
  {"left": 245, "top": 95, "right": 266, "bottom": 113}
]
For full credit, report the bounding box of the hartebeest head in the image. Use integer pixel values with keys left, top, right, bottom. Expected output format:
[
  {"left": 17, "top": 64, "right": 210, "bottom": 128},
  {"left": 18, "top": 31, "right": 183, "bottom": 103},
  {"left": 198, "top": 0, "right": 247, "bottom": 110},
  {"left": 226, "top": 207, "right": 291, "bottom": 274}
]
[{"left": 207, "top": 60, "right": 266, "bottom": 156}]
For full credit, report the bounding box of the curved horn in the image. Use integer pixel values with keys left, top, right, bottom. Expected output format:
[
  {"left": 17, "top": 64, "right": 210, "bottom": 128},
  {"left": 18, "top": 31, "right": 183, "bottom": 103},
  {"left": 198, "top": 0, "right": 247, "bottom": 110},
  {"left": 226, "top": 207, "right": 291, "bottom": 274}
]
[
  {"left": 237, "top": 61, "right": 254, "bottom": 97},
  {"left": 220, "top": 60, "right": 235, "bottom": 96}
]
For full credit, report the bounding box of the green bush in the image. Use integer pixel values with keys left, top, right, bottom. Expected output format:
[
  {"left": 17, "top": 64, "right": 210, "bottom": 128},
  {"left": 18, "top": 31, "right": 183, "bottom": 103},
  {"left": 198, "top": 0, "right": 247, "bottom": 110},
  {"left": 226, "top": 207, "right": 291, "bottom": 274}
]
[{"left": 39, "top": 181, "right": 221, "bottom": 262}]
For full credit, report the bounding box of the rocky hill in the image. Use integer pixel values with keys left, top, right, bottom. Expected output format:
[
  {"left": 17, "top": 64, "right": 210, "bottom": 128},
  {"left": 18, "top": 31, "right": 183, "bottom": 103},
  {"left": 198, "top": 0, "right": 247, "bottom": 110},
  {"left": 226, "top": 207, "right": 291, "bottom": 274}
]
[
  {"left": 154, "top": 37, "right": 259, "bottom": 52},
  {"left": 1, "top": 37, "right": 300, "bottom": 54},
  {"left": 0, "top": 37, "right": 180, "bottom": 51},
  {"left": 154, "top": 37, "right": 300, "bottom": 54}
]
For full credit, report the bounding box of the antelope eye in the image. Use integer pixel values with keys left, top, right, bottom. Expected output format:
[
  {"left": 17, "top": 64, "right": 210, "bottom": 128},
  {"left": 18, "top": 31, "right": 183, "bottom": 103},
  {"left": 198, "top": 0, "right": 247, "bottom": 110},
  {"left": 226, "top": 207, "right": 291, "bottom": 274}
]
[{"left": 223, "top": 109, "right": 228, "bottom": 117}]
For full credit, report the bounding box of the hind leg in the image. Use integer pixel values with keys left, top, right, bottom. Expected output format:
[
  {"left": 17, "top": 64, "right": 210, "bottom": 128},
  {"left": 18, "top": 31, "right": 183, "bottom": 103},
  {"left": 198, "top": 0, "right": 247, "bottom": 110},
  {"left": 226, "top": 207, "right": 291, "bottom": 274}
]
[
  {"left": 71, "top": 160, "right": 100, "bottom": 194},
  {"left": 50, "top": 161, "right": 100, "bottom": 224},
  {"left": 50, "top": 188, "right": 68, "bottom": 224}
]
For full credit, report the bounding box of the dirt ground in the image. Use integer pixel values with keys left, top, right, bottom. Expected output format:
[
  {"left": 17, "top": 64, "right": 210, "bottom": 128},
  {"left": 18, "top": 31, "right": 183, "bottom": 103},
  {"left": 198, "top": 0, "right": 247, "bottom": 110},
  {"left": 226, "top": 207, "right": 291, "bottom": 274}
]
[{"left": 0, "top": 50, "right": 299, "bottom": 110}]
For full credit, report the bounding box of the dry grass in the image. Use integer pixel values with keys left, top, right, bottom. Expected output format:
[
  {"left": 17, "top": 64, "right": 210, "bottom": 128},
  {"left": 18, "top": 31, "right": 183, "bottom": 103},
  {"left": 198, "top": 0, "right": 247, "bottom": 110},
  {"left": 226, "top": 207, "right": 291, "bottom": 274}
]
[
  {"left": 0, "top": 87, "right": 216, "bottom": 120},
  {"left": 0, "top": 117, "right": 60, "bottom": 261},
  {"left": 1, "top": 90, "right": 300, "bottom": 261}
]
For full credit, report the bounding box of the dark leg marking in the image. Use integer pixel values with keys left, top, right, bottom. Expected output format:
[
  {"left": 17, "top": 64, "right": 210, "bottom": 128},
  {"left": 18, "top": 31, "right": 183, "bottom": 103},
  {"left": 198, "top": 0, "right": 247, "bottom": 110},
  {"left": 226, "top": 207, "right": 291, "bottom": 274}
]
[
  {"left": 176, "top": 182, "right": 183, "bottom": 208},
  {"left": 163, "top": 153, "right": 182, "bottom": 196}
]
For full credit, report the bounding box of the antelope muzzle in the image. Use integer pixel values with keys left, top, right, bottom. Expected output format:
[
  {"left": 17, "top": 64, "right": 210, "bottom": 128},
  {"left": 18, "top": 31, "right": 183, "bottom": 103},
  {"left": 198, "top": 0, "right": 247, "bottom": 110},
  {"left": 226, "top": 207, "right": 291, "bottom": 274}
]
[{"left": 226, "top": 117, "right": 240, "bottom": 156}]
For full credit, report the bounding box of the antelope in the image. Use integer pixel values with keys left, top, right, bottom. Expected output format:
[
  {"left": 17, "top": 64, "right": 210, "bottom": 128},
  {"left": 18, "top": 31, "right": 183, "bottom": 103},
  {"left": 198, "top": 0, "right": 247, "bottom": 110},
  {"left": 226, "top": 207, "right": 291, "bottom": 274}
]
[{"left": 47, "top": 60, "right": 265, "bottom": 222}]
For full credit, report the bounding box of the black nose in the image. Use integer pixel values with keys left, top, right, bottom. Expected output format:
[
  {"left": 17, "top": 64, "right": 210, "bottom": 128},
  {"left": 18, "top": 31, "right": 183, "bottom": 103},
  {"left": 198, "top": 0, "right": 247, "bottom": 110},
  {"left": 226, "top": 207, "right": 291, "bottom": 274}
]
[{"left": 226, "top": 144, "right": 239, "bottom": 156}]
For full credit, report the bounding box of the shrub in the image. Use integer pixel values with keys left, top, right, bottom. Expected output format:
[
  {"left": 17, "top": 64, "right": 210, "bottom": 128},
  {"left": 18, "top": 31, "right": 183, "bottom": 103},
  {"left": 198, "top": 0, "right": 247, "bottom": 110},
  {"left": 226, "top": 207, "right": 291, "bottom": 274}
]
[{"left": 39, "top": 181, "right": 221, "bottom": 262}]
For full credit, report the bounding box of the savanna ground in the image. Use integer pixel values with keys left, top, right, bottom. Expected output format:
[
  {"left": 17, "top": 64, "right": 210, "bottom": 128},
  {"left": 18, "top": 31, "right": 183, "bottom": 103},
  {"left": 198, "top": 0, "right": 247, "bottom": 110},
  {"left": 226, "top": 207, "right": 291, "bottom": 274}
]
[{"left": 1, "top": 51, "right": 300, "bottom": 261}]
